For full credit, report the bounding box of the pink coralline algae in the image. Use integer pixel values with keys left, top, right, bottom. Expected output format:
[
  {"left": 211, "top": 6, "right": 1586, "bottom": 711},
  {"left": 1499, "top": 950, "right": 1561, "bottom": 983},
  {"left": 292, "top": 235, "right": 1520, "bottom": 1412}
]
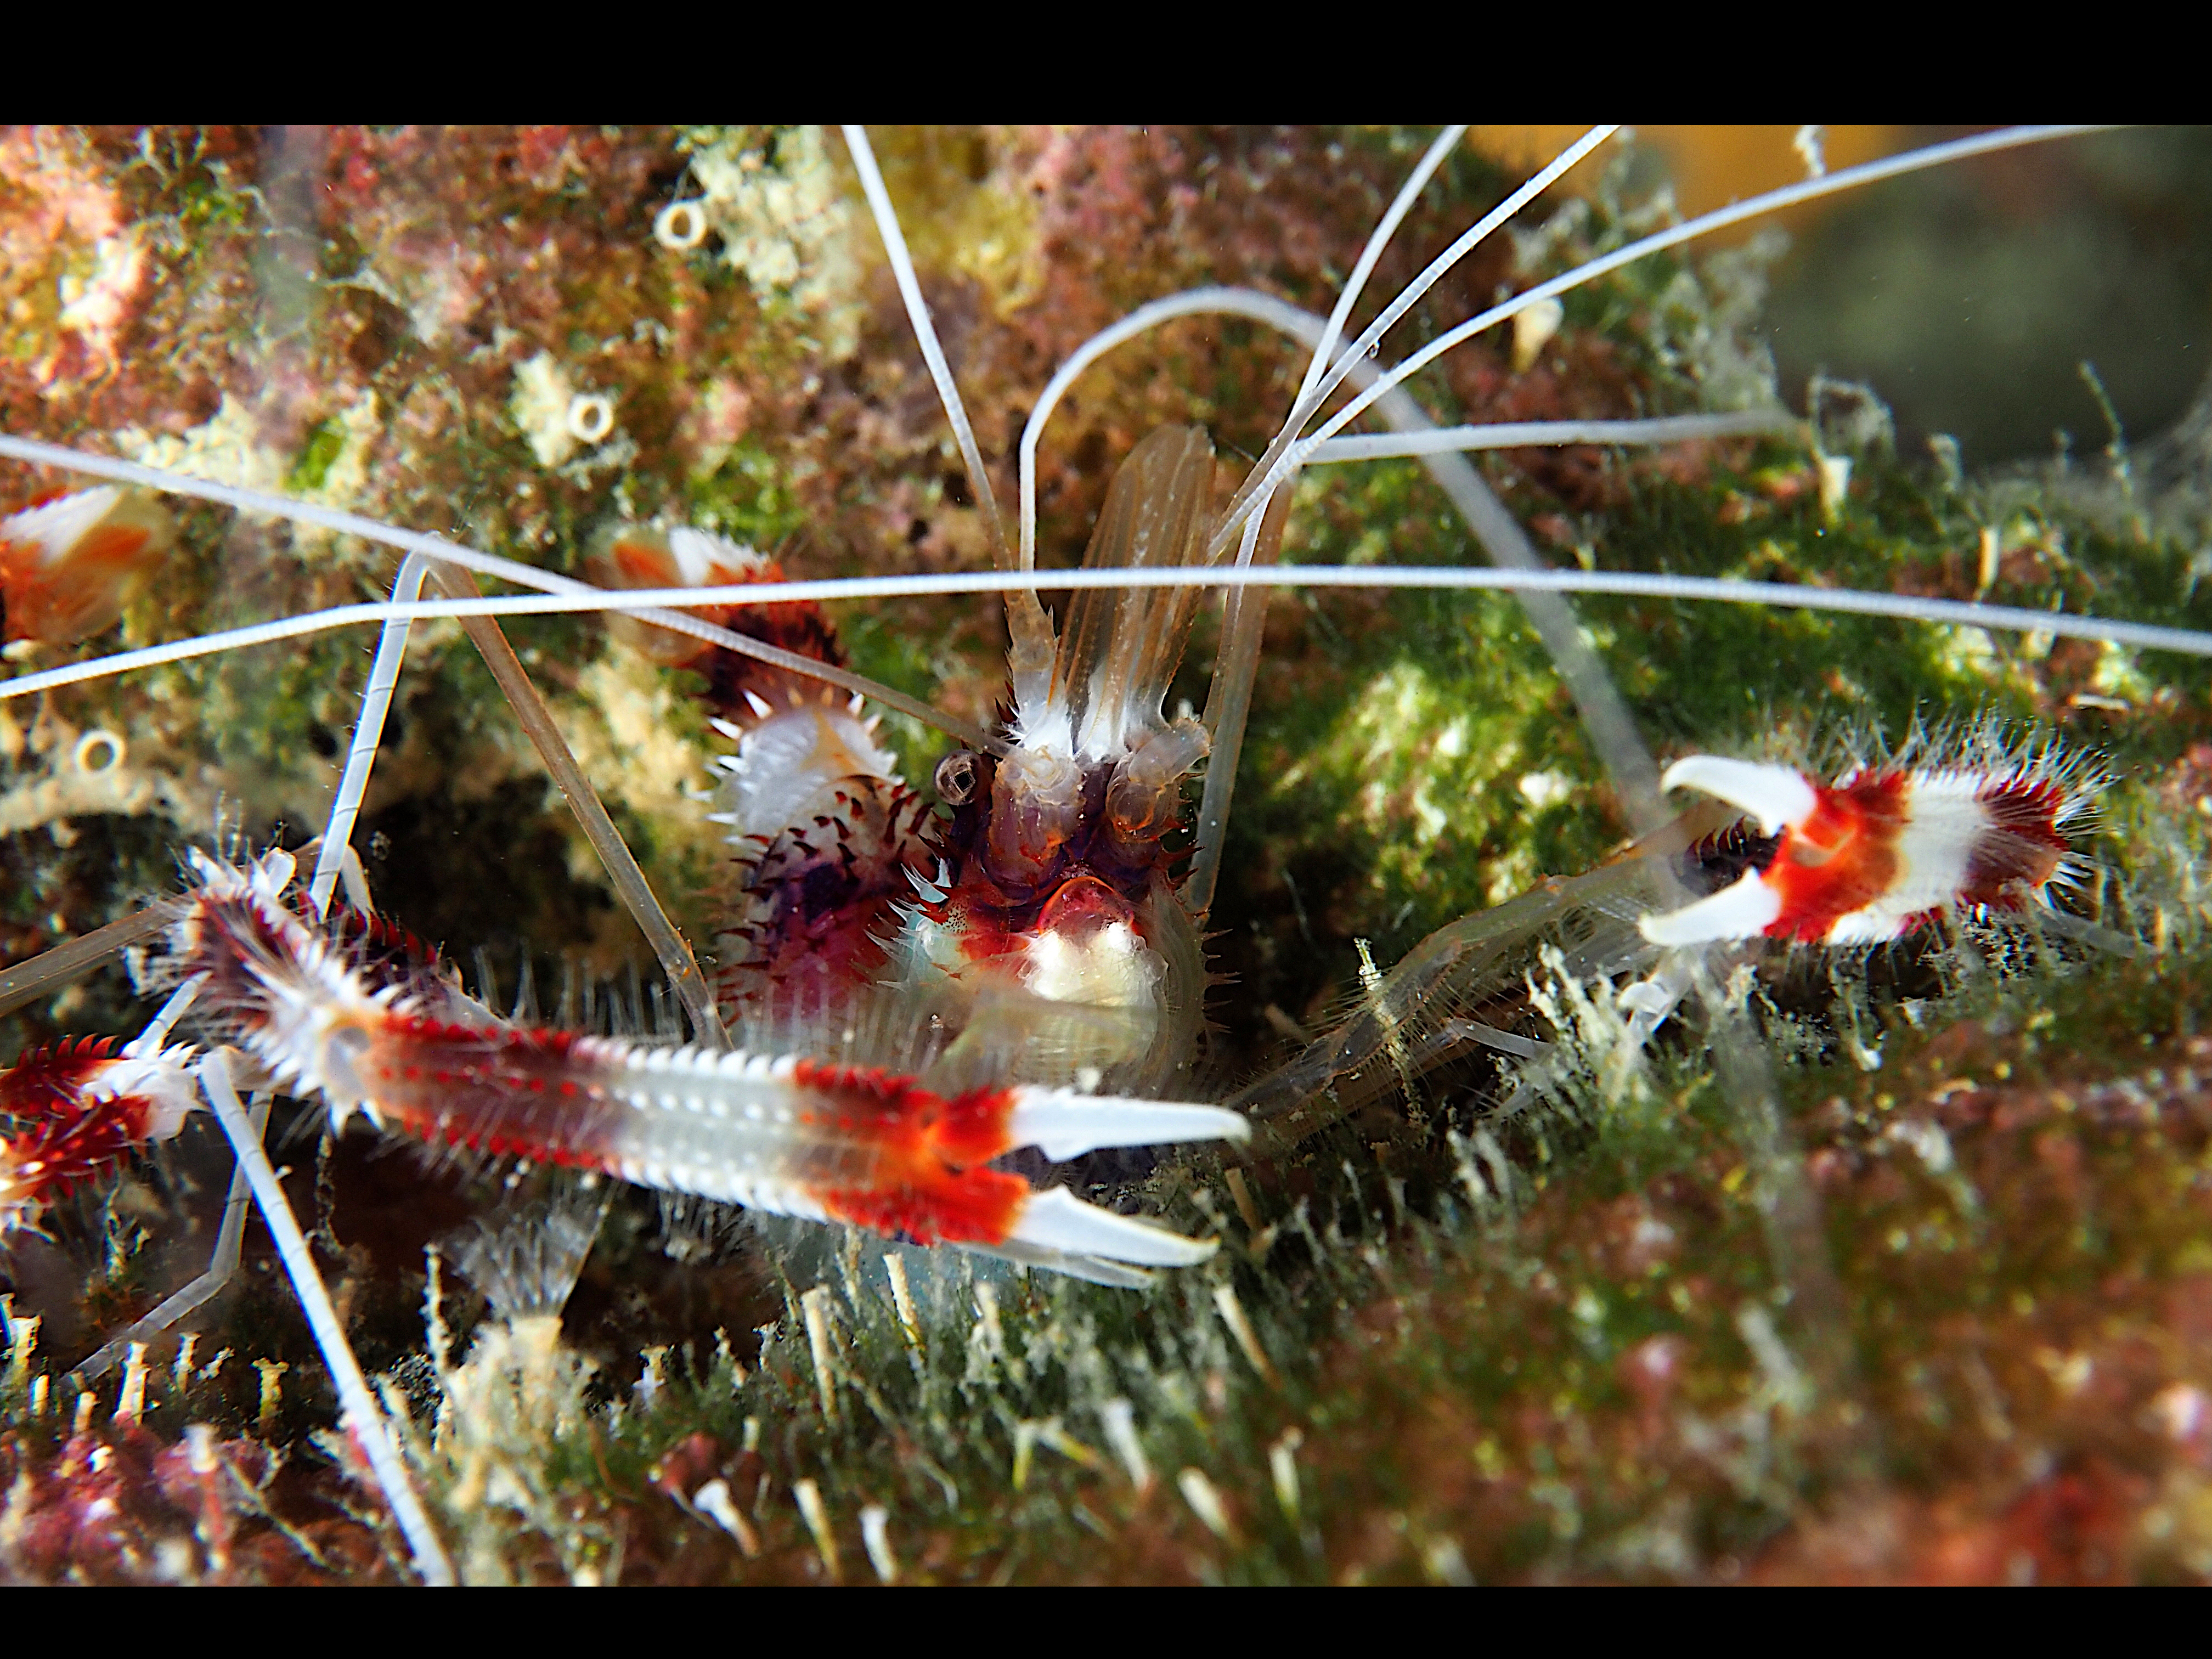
[{"left": 0, "top": 129, "right": 149, "bottom": 394}]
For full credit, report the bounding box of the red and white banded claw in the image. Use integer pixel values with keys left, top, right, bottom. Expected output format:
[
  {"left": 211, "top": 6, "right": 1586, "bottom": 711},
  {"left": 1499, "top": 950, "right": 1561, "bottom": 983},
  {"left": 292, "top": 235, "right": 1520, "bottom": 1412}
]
[
  {"left": 1, "top": 485, "right": 175, "bottom": 645},
  {"left": 1639, "top": 751, "right": 2092, "bottom": 948},
  {"left": 0, "top": 1039, "right": 198, "bottom": 1234},
  {"left": 153, "top": 851, "right": 1248, "bottom": 1284}
]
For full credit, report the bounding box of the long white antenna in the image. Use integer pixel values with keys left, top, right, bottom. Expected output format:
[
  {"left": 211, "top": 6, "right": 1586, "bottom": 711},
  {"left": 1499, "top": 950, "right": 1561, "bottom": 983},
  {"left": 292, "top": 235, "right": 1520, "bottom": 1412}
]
[
  {"left": 841, "top": 124, "right": 1011, "bottom": 571},
  {"left": 1293, "top": 124, "right": 1468, "bottom": 409},
  {"left": 9, "top": 564, "right": 2205, "bottom": 703},
  {"left": 199, "top": 1051, "right": 455, "bottom": 1586},
  {"left": 0, "top": 432, "right": 1000, "bottom": 754},
  {"left": 1308, "top": 411, "right": 1798, "bottom": 462},
  {"left": 1212, "top": 125, "right": 2106, "bottom": 561},
  {"left": 1206, "top": 126, "right": 1620, "bottom": 560}
]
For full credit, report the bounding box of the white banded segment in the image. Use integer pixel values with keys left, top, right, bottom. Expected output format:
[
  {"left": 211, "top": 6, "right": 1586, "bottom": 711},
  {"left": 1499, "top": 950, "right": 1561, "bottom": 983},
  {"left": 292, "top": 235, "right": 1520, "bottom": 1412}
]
[
  {"left": 1006, "top": 1186, "right": 1221, "bottom": 1269},
  {"left": 1006, "top": 1087, "right": 1250, "bottom": 1162},
  {"left": 484, "top": 1040, "right": 848, "bottom": 1216}
]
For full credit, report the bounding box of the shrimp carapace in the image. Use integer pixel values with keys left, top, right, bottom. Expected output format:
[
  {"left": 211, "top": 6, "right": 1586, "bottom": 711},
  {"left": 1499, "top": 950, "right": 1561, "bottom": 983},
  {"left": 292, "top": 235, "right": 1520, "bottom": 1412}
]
[{"left": 889, "top": 428, "right": 1227, "bottom": 1094}]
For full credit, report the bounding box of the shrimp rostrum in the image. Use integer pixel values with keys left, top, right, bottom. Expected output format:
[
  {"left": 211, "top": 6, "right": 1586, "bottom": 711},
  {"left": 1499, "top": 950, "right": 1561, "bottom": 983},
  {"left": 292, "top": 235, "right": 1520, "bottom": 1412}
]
[{"left": 0, "top": 125, "right": 2181, "bottom": 1581}]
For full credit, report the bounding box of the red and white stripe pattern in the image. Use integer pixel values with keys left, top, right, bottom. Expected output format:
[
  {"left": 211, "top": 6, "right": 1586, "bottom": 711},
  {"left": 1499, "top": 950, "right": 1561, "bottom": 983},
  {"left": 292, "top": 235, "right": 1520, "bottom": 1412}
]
[
  {"left": 0, "top": 484, "right": 174, "bottom": 645},
  {"left": 0, "top": 1036, "right": 196, "bottom": 1234},
  {"left": 147, "top": 853, "right": 1244, "bottom": 1280},
  {"left": 1640, "top": 744, "right": 2097, "bottom": 948}
]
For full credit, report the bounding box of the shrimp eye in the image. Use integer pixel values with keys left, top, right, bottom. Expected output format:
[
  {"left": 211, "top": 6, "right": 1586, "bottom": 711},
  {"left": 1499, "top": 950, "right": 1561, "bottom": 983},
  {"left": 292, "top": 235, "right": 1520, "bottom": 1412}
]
[{"left": 934, "top": 750, "right": 980, "bottom": 806}]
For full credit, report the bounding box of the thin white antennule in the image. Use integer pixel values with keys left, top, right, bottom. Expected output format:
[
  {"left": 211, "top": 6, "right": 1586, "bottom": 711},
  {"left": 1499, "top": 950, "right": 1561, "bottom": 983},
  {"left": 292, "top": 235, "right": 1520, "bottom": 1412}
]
[
  {"left": 1024, "top": 279, "right": 1680, "bottom": 871},
  {"left": 1017, "top": 291, "right": 1798, "bottom": 554},
  {"left": 1206, "top": 125, "right": 1620, "bottom": 562},
  {"left": 0, "top": 431, "right": 1000, "bottom": 754},
  {"left": 1023, "top": 129, "right": 1616, "bottom": 574},
  {"left": 1021, "top": 291, "right": 1266, "bottom": 570},
  {"left": 1309, "top": 411, "right": 1800, "bottom": 463},
  {"left": 1294, "top": 123, "right": 1468, "bottom": 410},
  {"left": 1212, "top": 125, "right": 2106, "bottom": 561},
  {"left": 1185, "top": 136, "right": 1678, "bottom": 856},
  {"left": 840, "top": 124, "right": 1011, "bottom": 571},
  {"left": 9, "top": 566, "right": 2207, "bottom": 706}
]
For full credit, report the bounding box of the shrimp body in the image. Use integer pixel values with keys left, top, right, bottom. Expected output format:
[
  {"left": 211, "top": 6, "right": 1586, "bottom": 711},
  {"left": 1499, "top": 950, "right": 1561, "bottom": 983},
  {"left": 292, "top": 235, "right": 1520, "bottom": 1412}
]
[
  {"left": 0, "top": 432, "right": 1263, "bottom": 1282},
  {"left": 591, "top": 428, "right": 1229, "bottom": 1101}
]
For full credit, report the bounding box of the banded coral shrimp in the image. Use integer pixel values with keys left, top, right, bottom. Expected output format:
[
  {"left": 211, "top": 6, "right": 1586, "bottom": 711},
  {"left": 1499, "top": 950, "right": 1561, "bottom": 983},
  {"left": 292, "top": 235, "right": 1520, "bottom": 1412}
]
[{"left": 0, "top": 126, "right": 2203, "bottom": 1583}]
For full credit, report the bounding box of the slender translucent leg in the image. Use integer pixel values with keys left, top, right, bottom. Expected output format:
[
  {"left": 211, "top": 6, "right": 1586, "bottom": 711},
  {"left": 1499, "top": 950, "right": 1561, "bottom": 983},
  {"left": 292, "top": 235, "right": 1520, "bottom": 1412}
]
[
  {"left": 295, "top": 549, "right": 721, "bottom": 1042},
  {"left": 1186, "top": 492, "right": 1291, "bottom": 921},
  {"left": 0, "top": 901, "right": 179, "bottom": 1022},
  {"left": 1229, "top": 802, "right": 1737, "bottom": 1151},
  {"left": 48, "top": 549, "right": 404, "bottom": 1380},
  {"left": 1292, "top": 124, "right": 1470, "bottom": 412},
  {"left": 309, "top": 550, "right": 431, "bottom": 917},
  {"left": 424, "top": 565, "right": 726, "bottom": 1049},
  {"left": 72, "top": 1091, "right": 269, "bottom": 1387},
  {"left": 199, "top": 1051, "right": 454, "bottom": 1587},
  {"left": 125, "top": 975, "right": 207, "bottom": 1060}
]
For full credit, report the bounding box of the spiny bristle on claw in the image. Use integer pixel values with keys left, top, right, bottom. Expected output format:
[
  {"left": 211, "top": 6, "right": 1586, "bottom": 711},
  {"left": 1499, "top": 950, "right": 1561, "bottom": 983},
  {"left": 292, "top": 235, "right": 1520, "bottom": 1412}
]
[{"left": 1641, "top": 736, "right": 2104, "bottom": 947}]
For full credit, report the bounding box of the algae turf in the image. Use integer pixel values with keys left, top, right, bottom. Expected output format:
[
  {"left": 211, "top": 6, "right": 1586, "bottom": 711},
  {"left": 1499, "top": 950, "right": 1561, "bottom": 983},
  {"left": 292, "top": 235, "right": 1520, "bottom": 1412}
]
[
  {"left": 9, "top": 926, "right": 2205, "bottom": 1584},
  {"left": 3, "top": 126, "right": 2211, "bottom": 1582}
]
